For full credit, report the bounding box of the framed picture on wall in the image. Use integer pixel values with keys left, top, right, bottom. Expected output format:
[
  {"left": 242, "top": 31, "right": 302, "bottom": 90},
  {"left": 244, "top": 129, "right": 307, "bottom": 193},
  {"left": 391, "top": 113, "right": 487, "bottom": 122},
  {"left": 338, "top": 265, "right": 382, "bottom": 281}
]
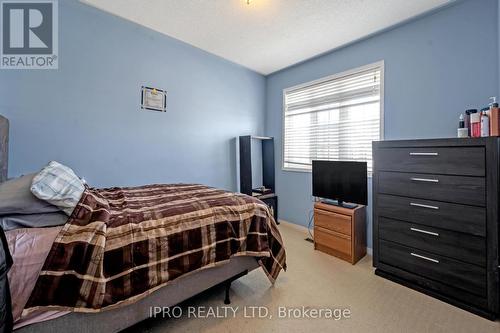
[{"left": 141, "top": 86, "right": 167, "bottom": 112}]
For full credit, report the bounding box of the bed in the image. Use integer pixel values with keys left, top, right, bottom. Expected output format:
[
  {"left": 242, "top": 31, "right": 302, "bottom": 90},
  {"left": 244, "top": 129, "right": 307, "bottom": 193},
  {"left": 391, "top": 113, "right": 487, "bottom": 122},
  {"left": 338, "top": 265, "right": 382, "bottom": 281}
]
[{"left": 0, "top": 115, "right": 286, "bottom": 333}]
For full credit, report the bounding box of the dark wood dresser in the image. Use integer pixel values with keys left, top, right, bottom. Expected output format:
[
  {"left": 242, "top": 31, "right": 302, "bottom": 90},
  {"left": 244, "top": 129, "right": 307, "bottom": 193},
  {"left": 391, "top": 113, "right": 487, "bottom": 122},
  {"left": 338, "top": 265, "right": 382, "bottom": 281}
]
[{"left": 372, "top": 138, "right": 499, "bottom": 319}]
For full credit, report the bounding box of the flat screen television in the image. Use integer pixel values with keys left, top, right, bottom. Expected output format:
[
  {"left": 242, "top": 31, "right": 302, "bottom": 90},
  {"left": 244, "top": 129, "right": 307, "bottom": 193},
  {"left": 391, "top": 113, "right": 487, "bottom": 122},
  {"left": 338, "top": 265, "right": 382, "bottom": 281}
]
[{"left": 312, "top": 160, "right": 367, "bottom": 207}]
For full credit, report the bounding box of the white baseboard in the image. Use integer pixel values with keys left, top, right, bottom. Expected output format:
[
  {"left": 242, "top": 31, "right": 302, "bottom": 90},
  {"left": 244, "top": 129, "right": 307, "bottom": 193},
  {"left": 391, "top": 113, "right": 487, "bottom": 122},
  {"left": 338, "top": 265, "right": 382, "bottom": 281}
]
[
  {"left": 278, "top": 219, "right": 373, "bottom": 255},
  {"left": 278, "top": 219, "right": 312, "bottom": 234}
]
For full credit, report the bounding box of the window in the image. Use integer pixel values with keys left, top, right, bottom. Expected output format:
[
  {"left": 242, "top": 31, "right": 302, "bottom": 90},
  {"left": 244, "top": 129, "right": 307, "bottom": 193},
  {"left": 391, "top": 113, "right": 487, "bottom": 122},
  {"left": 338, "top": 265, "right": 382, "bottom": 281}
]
[{"left": 282, "top": 62, "right": 383, "bottom": 174}]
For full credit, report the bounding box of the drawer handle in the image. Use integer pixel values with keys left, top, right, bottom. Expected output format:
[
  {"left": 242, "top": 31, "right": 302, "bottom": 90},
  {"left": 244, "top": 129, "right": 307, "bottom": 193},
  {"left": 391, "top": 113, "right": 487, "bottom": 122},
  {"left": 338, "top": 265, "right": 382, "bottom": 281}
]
[
  {"left": 411, "top": 252, "right": 439, "bottom": 263},
  {"left": 410, "top": 177, "right": 439, "bottom": 183},
  {"left": 410, "top": 227, "right": 439, "bottom": 237},
  {"left": 410, "top": 202, "right": 439, "bottom": 210},
  {"left": 409, "top": 152, "right": 439, "bottom": 156}
]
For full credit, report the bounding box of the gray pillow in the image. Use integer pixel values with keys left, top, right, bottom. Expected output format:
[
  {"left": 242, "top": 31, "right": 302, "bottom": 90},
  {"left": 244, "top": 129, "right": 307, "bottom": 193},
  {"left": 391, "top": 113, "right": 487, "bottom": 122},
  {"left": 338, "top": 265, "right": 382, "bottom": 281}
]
[
  {"left": 0, "top": 174, "right": 61, "bottom": 215},
  {"left": 0, "top": 212, "right": 68, "bottom": 231}
]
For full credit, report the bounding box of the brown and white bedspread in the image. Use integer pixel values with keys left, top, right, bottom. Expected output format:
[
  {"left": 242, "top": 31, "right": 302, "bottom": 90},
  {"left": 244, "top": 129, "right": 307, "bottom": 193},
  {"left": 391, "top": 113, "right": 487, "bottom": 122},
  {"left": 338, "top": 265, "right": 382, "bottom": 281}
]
[{"left": 22, "top": 184, "right": 286, "bottom": 316}]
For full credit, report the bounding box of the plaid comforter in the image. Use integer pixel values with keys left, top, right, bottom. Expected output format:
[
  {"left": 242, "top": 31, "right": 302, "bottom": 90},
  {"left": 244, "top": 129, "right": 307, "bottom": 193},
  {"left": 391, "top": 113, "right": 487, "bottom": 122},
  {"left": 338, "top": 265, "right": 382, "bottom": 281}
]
[{"left": 22, "top": 184, "right": 286, "bottom": 315}]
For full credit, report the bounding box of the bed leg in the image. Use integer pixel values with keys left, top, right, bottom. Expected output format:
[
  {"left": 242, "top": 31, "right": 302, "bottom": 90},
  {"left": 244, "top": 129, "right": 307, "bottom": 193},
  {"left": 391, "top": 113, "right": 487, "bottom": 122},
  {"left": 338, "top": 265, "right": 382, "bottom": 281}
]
[
  {"left": 224, "top": 282, "right": 231, "bottom": 305},
  {"left": 221, "top": 270, "right": 248, "bottom": 305}
]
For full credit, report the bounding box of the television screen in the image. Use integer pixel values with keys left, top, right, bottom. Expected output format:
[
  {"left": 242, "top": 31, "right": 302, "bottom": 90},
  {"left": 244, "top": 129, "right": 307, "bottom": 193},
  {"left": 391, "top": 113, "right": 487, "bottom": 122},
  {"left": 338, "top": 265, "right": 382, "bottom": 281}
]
[{"left": 312, "top": 160, "right": 367, "bottom": 206}]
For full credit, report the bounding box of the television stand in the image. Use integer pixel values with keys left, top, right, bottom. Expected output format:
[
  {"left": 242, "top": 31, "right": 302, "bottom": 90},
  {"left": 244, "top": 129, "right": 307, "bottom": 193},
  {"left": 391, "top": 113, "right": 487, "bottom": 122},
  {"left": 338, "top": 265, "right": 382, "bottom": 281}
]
[{"left": 320, "top": 199, "right": 358, "bottom": 209}]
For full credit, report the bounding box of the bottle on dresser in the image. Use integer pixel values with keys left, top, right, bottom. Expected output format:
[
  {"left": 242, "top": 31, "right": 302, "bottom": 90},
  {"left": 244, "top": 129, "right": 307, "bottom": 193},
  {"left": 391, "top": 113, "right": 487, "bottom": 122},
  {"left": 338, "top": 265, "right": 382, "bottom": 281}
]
[
  {"left": 471, "top": 111, "right": 481, "bottom": 137},
  {"left": 481, "top": 108, "right": 490, "bottom": 137},
  {"left": 489, "top": 97, "right": 500, "bottom": 136},
  {"left": 462, "top": 97, "right": 499, "bottom": 138},
  {"left": 457, "top": 114, "right": 468, "bottom": 138},
  {"left": 465, "top": 109, "right": 477, "bottom": 137}
]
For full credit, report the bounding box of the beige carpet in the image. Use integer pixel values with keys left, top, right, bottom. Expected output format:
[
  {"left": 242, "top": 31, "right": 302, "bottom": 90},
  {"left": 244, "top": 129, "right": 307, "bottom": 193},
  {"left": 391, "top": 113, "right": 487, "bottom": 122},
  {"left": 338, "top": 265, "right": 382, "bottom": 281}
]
[{"left": 128, "top": 222, "right": 500, "bottom": 333}]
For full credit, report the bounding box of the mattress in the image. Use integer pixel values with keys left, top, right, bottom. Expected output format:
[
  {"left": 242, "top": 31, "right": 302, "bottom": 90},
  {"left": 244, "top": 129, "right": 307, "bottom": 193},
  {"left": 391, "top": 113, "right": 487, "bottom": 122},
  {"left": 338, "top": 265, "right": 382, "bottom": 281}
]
[
  {"left": 8, "top": 226, "right": 261, "bottom": 332},
  {"left": 6, "top": 183, "right": 285, "bottom": 331},
  {"left": 7, "top": 224, "right": 263, "bottom": 332},
  {"left": 6, "top": 227, "right": 70, "bottom": 329},
  {"left": 24, "top": 184, "right": 285, "bottom": 315}
]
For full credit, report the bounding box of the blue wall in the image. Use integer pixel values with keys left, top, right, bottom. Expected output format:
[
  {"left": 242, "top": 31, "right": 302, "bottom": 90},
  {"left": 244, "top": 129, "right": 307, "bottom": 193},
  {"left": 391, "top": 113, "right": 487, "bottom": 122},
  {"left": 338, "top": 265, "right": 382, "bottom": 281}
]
[
  {"left": 265, "top": 0, "right": 500, "bottom": 248},
  {"left": 1, "top": 0, "right": 498, "bottom": 250},
  {"left": 0, "top": 0, "right": 265, "bottom": 189}
]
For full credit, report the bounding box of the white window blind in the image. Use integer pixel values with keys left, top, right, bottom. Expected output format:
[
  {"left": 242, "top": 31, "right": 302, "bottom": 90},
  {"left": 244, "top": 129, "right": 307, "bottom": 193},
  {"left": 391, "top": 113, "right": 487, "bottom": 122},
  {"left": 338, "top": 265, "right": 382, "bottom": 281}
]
[{"left": 283, "top": 64, "right": 382, "bottom": 173}]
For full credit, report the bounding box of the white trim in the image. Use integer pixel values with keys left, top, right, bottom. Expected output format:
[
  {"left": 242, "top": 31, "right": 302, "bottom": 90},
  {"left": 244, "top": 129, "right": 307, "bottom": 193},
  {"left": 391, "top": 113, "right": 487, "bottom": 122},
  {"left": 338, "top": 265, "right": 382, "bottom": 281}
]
[
  {"left": 283, "top": 61, "right": 384, "bottom": 94},
  {"left": 281, "top": 167, "right": 311, "bottom": 173},
  {"left": 281, "top": 60, "right": 385, "bottom": 173},
  {"left": 379, "top": 60, "right": 385, "bottom": 142},
  {"left": 278, "top": 219, "right": 312, "bottom": 235}
]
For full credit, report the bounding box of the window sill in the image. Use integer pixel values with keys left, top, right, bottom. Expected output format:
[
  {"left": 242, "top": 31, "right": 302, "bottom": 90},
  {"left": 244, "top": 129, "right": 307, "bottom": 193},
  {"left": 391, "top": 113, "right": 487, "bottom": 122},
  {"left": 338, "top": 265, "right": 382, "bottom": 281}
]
[
  {"left": 281, "top": 167, "right": 312, "bottom": 173},
  {"left": 281, "top": 167, "right": 373, "bottom": 178}
]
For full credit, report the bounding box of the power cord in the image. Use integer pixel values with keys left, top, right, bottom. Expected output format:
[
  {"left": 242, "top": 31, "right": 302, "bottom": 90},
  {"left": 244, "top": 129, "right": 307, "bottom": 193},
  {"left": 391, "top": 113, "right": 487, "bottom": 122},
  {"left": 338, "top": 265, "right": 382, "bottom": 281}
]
[{"left": 305, "top": 209, "right": 314, "bottom": 243}]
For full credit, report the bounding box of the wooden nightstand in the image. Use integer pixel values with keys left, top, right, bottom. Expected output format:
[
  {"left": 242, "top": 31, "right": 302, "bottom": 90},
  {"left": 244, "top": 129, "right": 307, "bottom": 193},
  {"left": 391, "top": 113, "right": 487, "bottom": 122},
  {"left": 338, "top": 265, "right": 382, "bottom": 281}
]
[{"left": 313, "top": 202, "right": 366, "bottom": 264}]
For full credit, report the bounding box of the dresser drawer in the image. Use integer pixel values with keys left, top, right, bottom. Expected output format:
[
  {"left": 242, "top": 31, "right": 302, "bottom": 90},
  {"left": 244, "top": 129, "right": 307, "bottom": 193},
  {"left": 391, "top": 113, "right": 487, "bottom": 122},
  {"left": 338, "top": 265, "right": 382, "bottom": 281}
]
[
  {"left": 314, "top": 226, "right": 351, "bottom": 256},
  {"left": 314, "top": 209, "right": 351, "bottom": 236},
  {"left": 377, "top": 194, "right": 486, "bottom": 236},
  {"left": 379, "top": 217, "right": 486, "bottom": 266},
  {"left": 378, "top": 172, "right": 485, "bottom": 207},
  {"left": 379, "top": 240, "right": 487, "bottom": 297},
  {"left": 375, "top": 147, "right": 485, "bottom": 176}
]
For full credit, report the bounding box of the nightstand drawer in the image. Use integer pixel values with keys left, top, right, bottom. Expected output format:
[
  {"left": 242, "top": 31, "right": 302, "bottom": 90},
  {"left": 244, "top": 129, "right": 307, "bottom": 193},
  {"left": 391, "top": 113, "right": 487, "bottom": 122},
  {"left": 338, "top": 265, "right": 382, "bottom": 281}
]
[
  {"left": 378, "top": 172, "right": 485, "bottom": 207},
  {"left": 379, "top": 217, "right": 486, "bottom": 266},
  {"left": 314, "top": 226, "right": 352, "bottom": 257},
  {"left": 379, "top": 240, "right": 486, "bottom": 297},
  {"left": 314, "top": 209, "right": 351, "bottom": 236},
  {"left": 378, "top": 194, "right": 486, "bottom": 237},
  {"left": 375, "top": 147, "right": 485, "bottom": 176}
]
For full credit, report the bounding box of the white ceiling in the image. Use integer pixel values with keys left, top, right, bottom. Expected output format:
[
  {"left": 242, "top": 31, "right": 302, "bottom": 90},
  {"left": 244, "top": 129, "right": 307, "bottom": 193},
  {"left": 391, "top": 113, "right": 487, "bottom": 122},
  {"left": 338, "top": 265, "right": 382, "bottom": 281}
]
[{"left": 81, "top": 0, "right": 452, "bottom": 75}]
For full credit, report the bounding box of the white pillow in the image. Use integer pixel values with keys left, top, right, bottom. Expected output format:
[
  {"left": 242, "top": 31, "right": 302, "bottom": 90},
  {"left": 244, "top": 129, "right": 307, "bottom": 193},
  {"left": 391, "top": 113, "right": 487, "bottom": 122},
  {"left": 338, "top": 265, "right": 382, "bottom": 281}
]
[{"left": 30, "top": 161, "right": 85, "bottom": 216}]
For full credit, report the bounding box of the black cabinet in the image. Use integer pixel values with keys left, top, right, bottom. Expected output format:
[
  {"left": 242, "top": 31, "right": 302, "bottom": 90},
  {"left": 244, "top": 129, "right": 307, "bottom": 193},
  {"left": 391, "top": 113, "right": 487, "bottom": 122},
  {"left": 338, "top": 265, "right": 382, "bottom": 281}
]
[
  {"left": 259, "top": 194, "right": 278, "bottom": 222},
  {"left": 239, "top": 136, "right": 278, "bottom": 222},
  {"left": 373, "top": 138, "right": 499, "bottom": 319}
]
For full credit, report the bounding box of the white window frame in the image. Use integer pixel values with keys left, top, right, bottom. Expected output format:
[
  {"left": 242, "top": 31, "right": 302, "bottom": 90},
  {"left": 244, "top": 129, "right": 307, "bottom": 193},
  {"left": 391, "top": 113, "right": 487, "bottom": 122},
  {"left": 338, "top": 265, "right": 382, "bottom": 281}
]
[{"left": 281, "top": 60, "right": 385, "bottom": 174}]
